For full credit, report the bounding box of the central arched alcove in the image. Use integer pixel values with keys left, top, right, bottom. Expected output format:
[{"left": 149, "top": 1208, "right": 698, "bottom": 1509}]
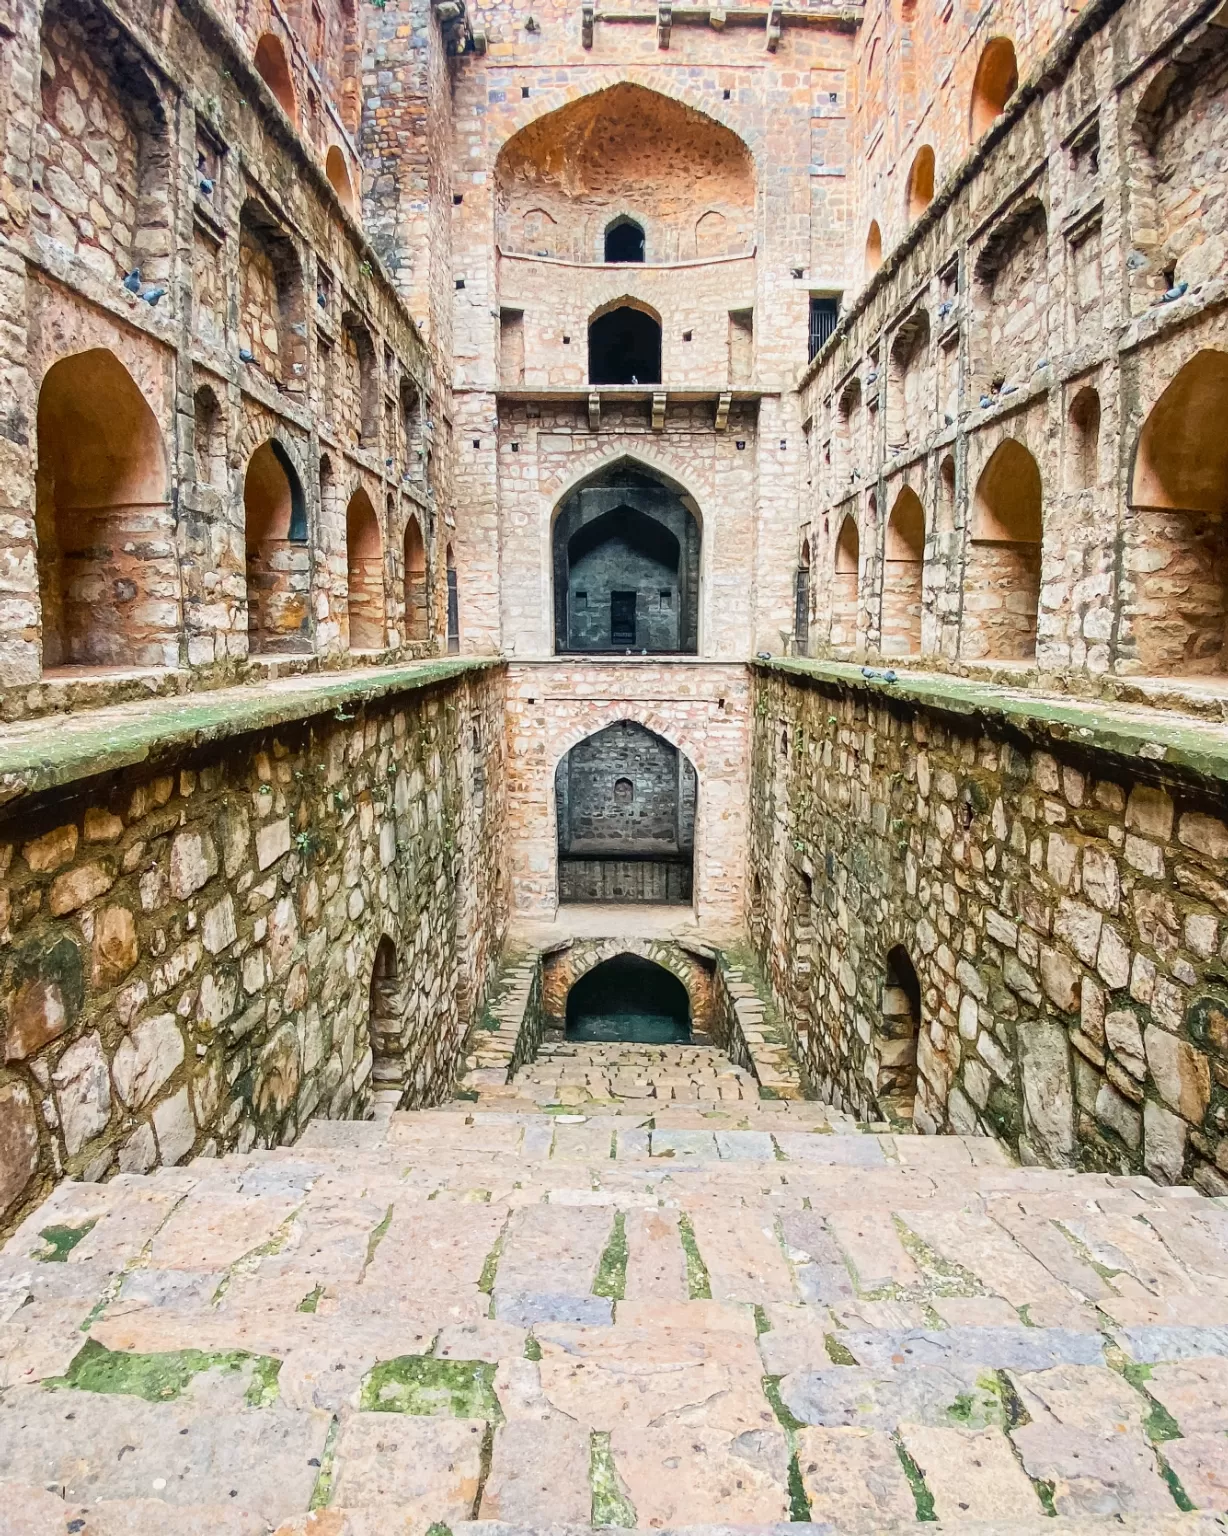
[
  {"left": 495, "top": 83, "right": 755, "bottom": 262},
  {"left": 556, "top": 721, "right": 696, "bottom": 904},
  {"left": 553, "top": 462, "right": 700, "bottom": 653},
  {"left": 589, "top": 303, "right": 662, "bottom": 385},
  {"left": 244, "top": 439, "right": 310, "bottom": 655},
  {"left": 566, "top": 954, "right": 691, "bottom": 1043}
]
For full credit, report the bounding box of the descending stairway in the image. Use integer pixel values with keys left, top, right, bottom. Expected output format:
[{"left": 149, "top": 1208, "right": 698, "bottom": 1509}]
[{"left": 2, "top": 1044, "right": 1228, "bottom": 1533}]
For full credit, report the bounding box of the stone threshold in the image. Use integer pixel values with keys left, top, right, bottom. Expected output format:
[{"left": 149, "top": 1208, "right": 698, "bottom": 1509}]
[
  {"left": 0, "top": 657, "right": 502, "bottom": 806},
  {"left": 758, "top": 658, "right": 1228, "bottom": 787}
]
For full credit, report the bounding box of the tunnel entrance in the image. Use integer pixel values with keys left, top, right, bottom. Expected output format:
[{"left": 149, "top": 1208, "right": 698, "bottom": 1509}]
[
  {"left": 566, "top": 954, "right": 691, "bottom": 1043},
  {"left": 556, "top": 720, "right": 695, "bottom": 903}
]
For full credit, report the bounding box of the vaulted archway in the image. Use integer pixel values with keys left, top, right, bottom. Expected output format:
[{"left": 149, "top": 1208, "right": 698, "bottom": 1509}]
[
  {"left": 555, "top": 720, "right": 696, "bottom": 904},
  {"left": 553, "top": 460, "right": 701, "bottom": 654},
  {"left": 565, "top": 954, "right": 691, "bottom": 1043}
]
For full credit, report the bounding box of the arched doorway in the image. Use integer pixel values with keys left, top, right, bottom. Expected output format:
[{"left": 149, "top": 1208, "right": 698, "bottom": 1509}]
[
  {"left": 876, "top": 946, "right": 920, "bottom": 1122},
  {"left": 970, "top": 37, "right": 1018, "bottom": 138},
  {"left": 35, "top": 349, "right": 175, "bottom": 671},
  {"left": 605, "top": 216, "right": 645, "bottom": 262},
  {"left": 556, "top": 721, "right": 696, "bottom": 904},
  {"left": 345, "top": 488, "right": 384, "bottom": 651},
  {"left": 566, "top": 955, "right": 691, "bottom": 1043},
  {"left": 404, "top": 516, "right": 428, "bottom": 642},
  {"left": 254, "top": 32, "right": 296, "bottom": 121},
  {"left": 965, "top": 438, "right": 1042, "bottom": 661},
  {"left": 369, "top": 936, "right": 403, "bottom": 1083},
  {"left": 831, "top": 513, "right": 860, "bottom": 647},
  {"left": 553, "top": 462, "right": 701, "bottom": 654},
  {"left": 244, "top": 440, "right": 310, "bottom": 655},
  {"left": 882, "top": 488, "right": 924, "bottom": 655},
  {"left": 1128, "top": 351, "right": 1228, "bottom": 674},
  {"left": 589, "top": 303, "right": 662, "bottom": 385}
]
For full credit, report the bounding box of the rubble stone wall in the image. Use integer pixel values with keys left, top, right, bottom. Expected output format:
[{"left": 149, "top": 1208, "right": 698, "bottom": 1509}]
[
  {"left": 750, "top": 662, "right": 1228, "bottom": 1189},
  {"left": 0, "top": 663, "right": 507, "bottom": 1234}
]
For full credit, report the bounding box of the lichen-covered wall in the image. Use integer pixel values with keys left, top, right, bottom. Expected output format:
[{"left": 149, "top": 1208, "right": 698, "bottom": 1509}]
[
  {"left": 0, "top": 665, "right": 507, "bottom": 1234},
  {"left": 750, "top": 663, "right": 1228, "bottom": 1191}
]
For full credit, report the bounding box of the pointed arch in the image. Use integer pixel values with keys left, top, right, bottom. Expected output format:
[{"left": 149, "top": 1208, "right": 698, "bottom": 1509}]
[
  {"left": 883, "top": 487, "right": 925, "bottom": 655},
  {"left": 970, "top": 37, "right": 1018, "bottom": 139},
  {"left": 345, "top": 488, "right": 384, "bottom": 650},
  {"left": 832, "top": 512, "right": 860, "bottom": 648},
  {"left": 254, "top": 32, "right": 296, "bottom": 122},
  {"left": 906, "top": 145, "right": 936, "bottom": 222},
  {"left": 965, "top": 438, "right": 1042, "bottom": 661},
  {"left": 404, "top": 514, "right": 428, "bottom": 642},
  {"left": 35, "top": 348, "right": 175, "bottom": 671}
]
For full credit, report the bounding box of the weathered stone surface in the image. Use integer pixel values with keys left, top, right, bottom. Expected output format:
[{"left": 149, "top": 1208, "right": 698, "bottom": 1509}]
[
  {"left": 112, "top": 1015, "right": 184, "bottom": 1110},
  {"left": 52, "top": 1032, "right": 111, "bottom": 1154},
  {"left": 795, "top": 1425, "right": 917, "bottom": 1530},
  {"left": 610, "top": 1424, "right": 791, "bottom": 1526},
  {"left": 330, "top": 1413, "right": 484, "bottom": 1512},
  {"left": 781, "top": 1363, "right": 1004, "bottom": 1431},
  {"left": 1011, "top": 1421, "right": 1173, "bottom": 1516},
  {"left": 0, "top": 1085, "right": 39, "bottom": 1217},
  {"left": 900, "top": 1423, "right": 1041, "bottom": 1521},
  {"left": 842, "top": 1327, "right": 1104, "bottom": 1371},
  {"left": 479, "top": 1415, "right": 591, "bottom": 1521}
]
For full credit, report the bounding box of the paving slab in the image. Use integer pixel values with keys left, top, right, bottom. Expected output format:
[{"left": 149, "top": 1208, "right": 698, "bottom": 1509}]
[
  {"left": 900, "top": 1423, "right": 1042, "bottom": 1522},
  {"left": 330, "top": 1413, "right": 484, "bottom": 1514},
  {"left": 1011, "top": 1422, "right": 1175, "bottom": 1517},
  {"left": 795, "top": 1425, "right": 918, "bottom": 1531},
  {"left": 609, "top": 1425, "right": 792, "bottom": 1526},
  {"left": 781, "top": 1364, "right": 1005, "bottom": 1431},
  {"left": 843, "top": 1327, "right": 1105, "bottom": 1370},
  {"left": 479, "top": 1417, "right": 591, "bottom": 1522}
]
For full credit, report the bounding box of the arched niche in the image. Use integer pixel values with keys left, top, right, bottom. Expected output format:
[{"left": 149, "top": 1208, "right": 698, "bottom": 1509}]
[
  {"left": 326, "top": 146, "right": 357, "bottom": 215},
  {"left": 906, "top": 145, "right": 935, "bottom": 222},
  {"left": 495, "top": 84, "right": 755, "bottom": 262},
  {"left": 970, "top": 37, "right": 1018, "bottom": 139},
  {"left": 866, "top": 220, "right": 883, "bottom": 276},
  {"left": 244, "top": 439, "right": 310, "bottom": 656},
  {"left": 254, "top": 32, "right": 296, "bottom": 121},
  {"left": 883, "top": 487, "right": 925, "bottom": 655},
  {"left": 1127, "top": 351, "right": 1228, "bottom": 673},
  {"left": 832, "top": 513, "right": 860, "bottom": 647},
  {"left": 555, "top": 720, "right": 696, "bottom": 905},
  {"left": 965, "top": 438, "right": 1042, "bottom": 661},
  {"left": 404, "top": 515, "right": 428, "bottom": 642},
  {"left": 605, "top": 216, "right": 645, "bottom": 262},
  {"left": 345, "top": 488, "right": 384, "bottom": 651},
  {"left": 552, "top": 460, "right": 701, "bottom": 654},
  {"left": 876, "top": 946, "right": 920, "bottom": 1122},
  {"left": 35, "top": 349, "right": 175, "bottom": 671}
]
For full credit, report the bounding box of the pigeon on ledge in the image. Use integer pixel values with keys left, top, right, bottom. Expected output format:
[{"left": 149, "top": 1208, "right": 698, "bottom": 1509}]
[{"left": 122, "top": 269, "right": 141, "bottom": 293}]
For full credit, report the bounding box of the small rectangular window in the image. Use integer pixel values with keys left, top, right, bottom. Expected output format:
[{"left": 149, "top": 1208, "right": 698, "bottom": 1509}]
[
  {"left": 574, "top": 590, "right": 588, "bottom": 609},
  {"left": 809, "top": 296, "right": 840, "bottom": 361}
]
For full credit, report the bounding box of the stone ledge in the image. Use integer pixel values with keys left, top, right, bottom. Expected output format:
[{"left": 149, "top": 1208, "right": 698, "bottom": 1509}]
[
  {"left": 0, "top": 658, "right": 502, "bottom": 806},
  {"left": 757, "top": 658, "right": 1228, "bottom": 788}
]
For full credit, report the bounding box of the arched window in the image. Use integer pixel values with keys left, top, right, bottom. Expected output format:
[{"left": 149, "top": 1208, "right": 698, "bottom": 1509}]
[
  {"left": 345, "top": 488, "right": 384, "bottom": 651},
  {"left": 254, "top": 32, "right": 296, "bottom": 122},
  {"left": 906, "top": 145, "right": 935, "bottom": 222},
  {"left": 970, "top": 38, "right": 1018, "bottom": 139},
  {"left": 877, "top": 947, "right": 920, "bottom": 1122},
  {"left": 555, "top": 722, "right": 696, "bottom": 905},
  {"left": 883, "top": 488, "right": 925, "bottom": 655},
  {"left": 832, "top": 514, "right": 860, "bottom": 647},
  {"left": 589, "top": 303, "right": 662, "bottom": 385},
  {"left": 865, "top": 220, "right": 883, "bottom": 276},
  {"left": 245, "top": 440, "right": 310, "bottom": 655},
  {"left": 404, "top": 515, "right": 427, "bottom": 642},
  {"left": 937, "top": 453, "right": 957, "bottom": 533},
  {"left": 605, "top": 217, "right": 645, "bottom": 263},
  {"left": 35, "top": 349, "right": 174, "bottom": 671},
  {"left": 326, "top": 146, "right": 356, "bottom": 215},
  {"left": 1128, "top": 350, "right": 1228, "bottom": 674},
  {"left": 795, "top": 539, "right": 811, "bottom": 651},
  {"left": 446, "top": 544, "right": 459, "bottom": 653},
  {"left": 1068, "top": 386, "right": 1101, "bottom": 491},
  {"left": 965, "top": 438, "right": 1042, "bottom": 661}
]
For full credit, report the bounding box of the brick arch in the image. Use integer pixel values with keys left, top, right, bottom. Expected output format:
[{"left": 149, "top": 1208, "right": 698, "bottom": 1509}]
[
  {"left": 544, "top": 448, "right": 708, "bottom": 535},
  {"left": 543, "top": 937, "right": 715, "bottom": 1035},
  {"left": 489, "top": 74, "right": 762, "bottom": 163},
  {"left": 235, "top": 411, "right": 312, "bottom": 493}
]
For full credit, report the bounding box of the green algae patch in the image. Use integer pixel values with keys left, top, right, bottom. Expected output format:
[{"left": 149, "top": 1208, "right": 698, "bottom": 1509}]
[
  {"left": 754, "top": 1304, "right": 771, "bottom": 1336},
  {"left": 361, "top": 1355, "right": 501, "bottom": 1420},
  {"left": 677, "top": 1212, "right": 712, "bottom": 1300},
  {"left": 52, "top": 1339, "right": 281, "bottom": 1405},
  {"left": 309, "top": 1416, "right": 341, "bottom": 1510},
  {"left": 893, "top": 1434, "right": 937, "bottom": 1522},
  {"left": 523, "top": 1334, "right": 542, "bottom": 1361},
  {"left": 36, "top": 1221, "right": 96, "bottom": 1263},
  {"left": 590, "top": 1430, "right": 636, "bottom": 1526},
  {"left": 824, "top": 1333, "right": 857, "bottom": 1366},
  {"left": 786, "top": 1449, "right": 813, "bottom": 1523},
  {"left": 297, "top": 1284, "right": 324, "bottom": 1313},
  {"left": 593, "top": 1212, "right": 628, "bottom": 1301},
  {"left": 762, "top": 1374, "right": 804, "bottom": 1433},
  {"left": 1112, "top": 1355, "right": 1183, "bottom": 1442}
]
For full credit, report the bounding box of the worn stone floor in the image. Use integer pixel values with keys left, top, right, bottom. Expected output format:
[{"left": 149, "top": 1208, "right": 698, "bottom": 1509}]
[{"left": 4, "top": 1045, "right": 1228, "bottom": 1533}]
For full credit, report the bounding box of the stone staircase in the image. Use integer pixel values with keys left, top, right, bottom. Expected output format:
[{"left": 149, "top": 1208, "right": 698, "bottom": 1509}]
[{"left": 2, "top": 1044, "right": 1228, "bottom": 1532}]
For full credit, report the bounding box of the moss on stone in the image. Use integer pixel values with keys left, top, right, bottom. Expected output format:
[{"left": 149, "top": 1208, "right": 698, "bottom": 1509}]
[
  {"left": 677, "top": 1212, "right": 711, "bottom": 1299},
  {"left": 593, "top": 1211, "right": 628, "bottom": 1300},
  {"left": 52, "top": 1338, "right": 281, "bottom": 1404},
  {"left": 590, "top": 1429, "right": 636, "bottom": 1526},
  {"left": 36, "top": 1220, "right": 96, "bottom": 1262},
  {"left": 824, "top": 1333, "right": 857, "bottom": 1365},
  {"left": 361, "top": 1354, "right": 502, "bottom": 1420},
  {"left": 893, "top": 1433, "right": 937, "bottom": 1522}
]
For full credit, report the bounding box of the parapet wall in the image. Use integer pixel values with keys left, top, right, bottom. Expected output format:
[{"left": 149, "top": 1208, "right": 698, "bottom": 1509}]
[
  {"left": 0, "top": 660, "right": 507, "bottom": 1233},
  {"left": 750, "top": 660, "right": 1228, "bottom": 1187}
]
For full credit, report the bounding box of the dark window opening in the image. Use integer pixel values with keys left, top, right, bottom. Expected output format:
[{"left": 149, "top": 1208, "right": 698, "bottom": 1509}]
[
  {"left": 589, "top": 307, "right": 661, "bottom": 385},
  {"left": 809, "top": 296, "right": 840, "bottom": 361},
  {"left": 877, "top": 946, "right": 921, "bottom": 1123},
  {"left": 605, "top": 217, "right": 646, "bottom": 263},
  {"left": 611, "top": 590, "right": 637, "bottom": 646},
  {"left": 566, "top": 955, "right": 691, "bottom": 1043},
  {"left": 446, "top": 558, "right": 459, "bottom": 653}
]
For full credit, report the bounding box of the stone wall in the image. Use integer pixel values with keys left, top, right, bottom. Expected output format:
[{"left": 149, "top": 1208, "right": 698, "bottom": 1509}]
[
  {"left": 750, "top": 661, "right": 1228, "bottom": 1188},
  {"left": 0, "top": 663, "right": 507, "bottom": 1235}
]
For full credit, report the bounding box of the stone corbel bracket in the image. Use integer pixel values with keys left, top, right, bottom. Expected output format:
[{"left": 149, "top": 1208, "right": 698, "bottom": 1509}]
[
  {"left": 657, "top": 0, "right": 672, "bottom": 47},
  {"left": 766, "top": 0, "right": 782, "bottom": 49},
  {"left": 652, "top": 390, "right": 667, "bottom": 430},
  {"left": 582, "top": 0, "right": 594, "bottom": 45},
  {"left": 715, "top": 390, "right": 731, "bottom": 431},
  {"left": 588, "top": 390, "right": 601, "bottom": 431}
]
